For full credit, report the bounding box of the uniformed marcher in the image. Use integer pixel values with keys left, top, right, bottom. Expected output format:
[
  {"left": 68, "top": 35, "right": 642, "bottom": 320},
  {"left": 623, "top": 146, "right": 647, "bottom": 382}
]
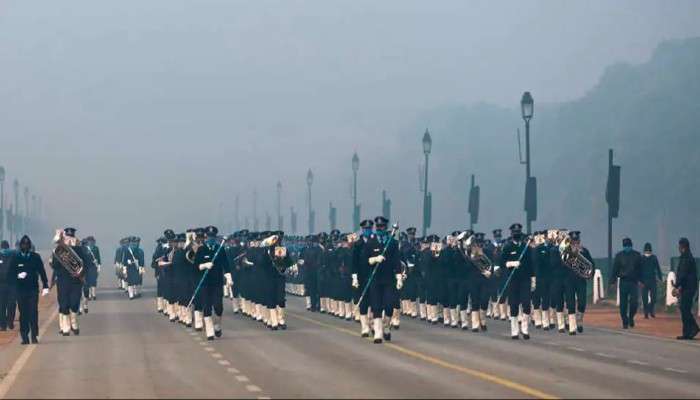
[
  {"left": 501, "top": 223, "right": 534, "bottom": 340},
  {"left": 351, "top": 219, "right": 374, "bottom": 337},
  {"left": 51, "top": 228, "right": 87, "bottom": 336},
  {"left": 8, "top": 236, "right": 49, "bottom": 344},
  {"left": 0, "top": 240, "right": 17, "bottom": 331},
  {"left": 361, "top": 216, "right": 401, "bottom": 343},
  {"left": 563, "top": 231, "right": 594, "bottom": 334},
  {"left": 609, "top": 238, "right": 642, "bottom": 329},
  {"left": 123, "top": 236, "right": 145, "bottom": 300},
  {"left": 82, "top": 236, "right": 102, "bottom": 301},
  {"left": 193, "top": 226, "right": 232, "bottom": 340},
  {"left": 300, "top": 235, "right": 323, "bottom": 312}
]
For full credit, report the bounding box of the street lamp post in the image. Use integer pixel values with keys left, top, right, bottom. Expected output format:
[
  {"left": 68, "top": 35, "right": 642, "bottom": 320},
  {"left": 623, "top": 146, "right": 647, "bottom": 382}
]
[
  {"left": 422, "top": 129, "right": 432, "bottom": 237},
  {"left": 521, "top": 91, "right": 535, "bottom": 234},
  {"left": 276, "top": 181, "right": 283, "bottom": 230},
  {"left": 307, "top": 169, "right": 314, "bottom": 234},
  {"left": 0, "top": 167, "right": 4, "bottom": 241},
  {"left": 13, "top": 179, "right": 19, "bottom": 242},
  {"left": 352, "top": 152, "right": 359, "bottom": 231}
]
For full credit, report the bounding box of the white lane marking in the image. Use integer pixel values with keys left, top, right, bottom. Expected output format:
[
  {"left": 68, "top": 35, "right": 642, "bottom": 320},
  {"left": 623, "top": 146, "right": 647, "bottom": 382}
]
[
  {"left": 198, "top": 342, "right": 208, "bottom": 346},
  {"left": 211, "top": 353, "right": 223, "bottom": 359},
  {"left": 0, "top": 308, "right": 59, "bottom": 398},
  {"left": 227, "top": 367, "right": 240, "bottom": 374},
  {"left": 235, "top": 376, "right": 250, "bottom": 382},
  {"left": 627, "top": 360, "right": 650, "bottom": 366},
  {"left": 595, "top": 352, "right": 617, "bottom": 359},
  {"left": 218, "top": 360, "right": 231, "bottom": 366},
  {"left": 258, "top": 397, "right": 271, "bottom": 400},
  {"left": 568, "top": 346, "right": 585, "bottom": 352},
  {"left": 664, "top": 367, "right": 688, "bottom": 374},
  {"left": 204, "top": 347, "right": 214, "bottom": 352},
  {"left": 246, "top": 385, "right": 261, "bottom": 392}
]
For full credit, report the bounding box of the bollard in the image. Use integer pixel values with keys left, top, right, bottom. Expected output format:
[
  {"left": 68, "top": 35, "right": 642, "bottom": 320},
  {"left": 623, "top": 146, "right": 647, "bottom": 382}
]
[
  {"left": 665, "top": 271, "right": 677, "bottom": 307},
  {"left": 593, "top": 269, "right": 605, "bottom": 304}
]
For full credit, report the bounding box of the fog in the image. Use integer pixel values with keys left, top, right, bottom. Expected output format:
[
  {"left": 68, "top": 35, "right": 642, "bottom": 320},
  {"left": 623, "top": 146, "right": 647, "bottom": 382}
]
[{"left": 2, "top": 1, "right": 699, "bottom": 259}]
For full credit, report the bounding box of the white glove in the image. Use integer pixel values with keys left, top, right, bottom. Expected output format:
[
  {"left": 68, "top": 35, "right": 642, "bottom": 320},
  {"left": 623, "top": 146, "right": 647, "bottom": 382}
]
[
  {"left": 243, "top": 258, "right": 254, "bottom": 266},
  {"left": 407, "top": 262, "right": 415, "bottom": 268},
  {"left": 297, "top": 259, "right": 305, "bottom": 266},
  {"left": 224, "top": 273, "right": 233, "bottom": 287},
  {"left": 396, "top": 274, "right": 404, "bottom": 290},
  {"left": 157, "top": 260, "right": 168, "bottom": 267},
  {"left": 531, "top": 276, "right": 537, "bottom": 292},
  {"left": 97, "top": 264, "right": 101, "bottom": 273},
  {"left": 506, "top": 260, "right": 520, "bottom": 269},
  {"left": 483, "top": 270, "right": 492, "bottom": 278},
  {"left": 199, "top": 262, "right": 214, "bottom": 270},
  {"left": 369, "top": 255, "right": 386, "bottom": 266},
  {"left": 493, "top": 265, "right": 501, "bottom": 273},
  {"left": 17, "top": 272, "right": 28, "bottom": 280},
  {"left": 352, "top": 274, "right": 359, "bottom": 289},
  {"left": 127, "top": 259, "right": 133, "bottom": 265},
  {"left": 42, "top": 288, "right": 50, "bottom": 297},
  {"left": 261, "top": 235, "right": 279, "bottom": 247},
  {"left": 139, "top": 266, "right": 145, "bottom": 275},
  {"left": 291, "top": 264, "right": 299, "bottom": 275}
]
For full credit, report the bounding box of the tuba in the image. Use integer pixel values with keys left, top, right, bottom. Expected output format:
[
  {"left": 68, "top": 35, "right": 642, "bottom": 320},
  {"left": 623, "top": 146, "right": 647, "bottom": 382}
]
[
  {"left": 558, "top": 237, "right": 594, "bottom": 279},
  {"left": 465, "top": 236, "right": 493, "bottom": 277},
  {"left": 53, "top": 242, "right": 85, "bottom": 281}
]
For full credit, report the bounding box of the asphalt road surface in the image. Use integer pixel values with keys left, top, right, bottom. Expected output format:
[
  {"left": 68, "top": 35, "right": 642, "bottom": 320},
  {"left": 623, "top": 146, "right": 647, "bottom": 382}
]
[{"left": 1, "top": 278, "right": 699, "bottom": 399}]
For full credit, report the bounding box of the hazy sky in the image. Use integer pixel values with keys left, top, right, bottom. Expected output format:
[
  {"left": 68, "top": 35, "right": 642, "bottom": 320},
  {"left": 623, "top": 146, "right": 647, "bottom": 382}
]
[{"left": 2, "top": 0, "right": 699, "bottom": 249}]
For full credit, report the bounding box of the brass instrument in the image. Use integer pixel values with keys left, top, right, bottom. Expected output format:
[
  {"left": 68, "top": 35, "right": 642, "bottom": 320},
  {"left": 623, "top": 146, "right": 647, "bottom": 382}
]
[
  {"left": 464, "top": 236, "right": 493, "bottom": 277},
  {"left": 53, "top": 242, "right": 85, "bottom": 282},
  {"left": 430, "top": 242, "right": 443, "bottom": 258},
  {"left": 558, "top": 236, "right": 594, "bottom": 279},
  {"left": 185, "top": 232, "right": 202, "bottom": 263}
]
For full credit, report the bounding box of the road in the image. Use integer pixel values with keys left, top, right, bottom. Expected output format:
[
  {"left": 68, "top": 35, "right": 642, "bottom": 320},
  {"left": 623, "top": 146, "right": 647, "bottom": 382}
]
[{"left": 1, "top": 277, "right": 699, "bottom": 399}]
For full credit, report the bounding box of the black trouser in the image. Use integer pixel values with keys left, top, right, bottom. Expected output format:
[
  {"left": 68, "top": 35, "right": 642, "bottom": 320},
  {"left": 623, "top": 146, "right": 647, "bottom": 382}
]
[
  {"left": 0, "top": 283, "right": 17, "bottom": 329},
  {"left": 549, "top": 278, "right": 566, "bottom": 313},
  {"left": 641, "top": 280, "right": 658, "bottom": 316},
  {"left": 17, "top": 290, "right": 39, "bottom": 340},
  {"left": 457, "top": 280, "right": 471, "bottom": 309},
  {"left": 57, "top": 281, "right": 82, "bottom": 314},
  {"left": 275, "top": 275, "right": 286, "bottom": 308},
  {"left": 200, "top": 285, "right": 224, "bottom": 317},
  {"left": 446, "top": 278, "right": 461, "bottom": 309},
  {"left": 618, "top": 279, "right": 639, "bottom": 325},
  {"left": 508, "top": 278, "right": 531, "bottom": 316},
  {"left": 369, "top": 281, "right": 394, "bottom": 317},
  {"left": 565, "top": 277, "right": 587, "bottom": 314},
  {"left": 304, "top": 271, "right": 319, "bottom": 310},
  {"left": 680, "top": 287, "right": 699, "bottom": 338},
  {"left": 533, "top": 278, "right": 551, "bottom": 311},
  {"left": 469, "top": 277, "right": 490, "bottom": 310}
]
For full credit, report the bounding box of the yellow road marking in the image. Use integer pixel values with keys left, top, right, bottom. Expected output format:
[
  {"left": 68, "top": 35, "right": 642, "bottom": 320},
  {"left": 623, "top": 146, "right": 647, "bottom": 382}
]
[{"left": 288, "top": 311, "right": 558, "bottom": 400}]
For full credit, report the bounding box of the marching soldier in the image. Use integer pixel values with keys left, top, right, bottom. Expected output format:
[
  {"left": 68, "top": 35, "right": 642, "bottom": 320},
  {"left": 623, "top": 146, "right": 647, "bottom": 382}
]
[
  {"left": 423, "top": 234, "right": 445, "bottom": 325},
  {"left": 0, "top": 240, "right": 17, "bottom": 331},
  {"left": 549, "top": 230, "right": 569, "bottom": 333},
  {"left": 83, "top": 236, "right": 101, "bottom": 301},
  {"left": 52, "top": 228, "right": 87, "bottom": 336},
  {"left": 193, "top": 226, "right": 232, "bottom": 340},
  {"left": 300, "top": 235, "right": 322, "bottom": 312},
  {"left": 151, "top": 235, "right": 168, "bottom": 314},
  {"left": 465, "top": 233, "right": 491, "bottom": 332},
  {"left": 501, "top": 223, "right": 534, "bottom": 340},
  {"left": 361, "top": 216, "right": 401, "bottom": 343},
  {"left": 123, "top": 236, "right": 145, "bottom": 300},
  {"left": 114, "top": 238, "right": 128, "bottom": 290},
  {"left": 351, "top": 219, "right": 374, "bottom": 337},
  {"left": 563, "top": 231, "right": 594, "bottom": 334},
  {"left": 531, "top": 231, "right": 551, "bottom": 330},
  {"left": 9, "top": 236, "right": 49, "bottom": 344},
  {"left": 400, "top": 227, "right": 420, "bottom": 318},
  {"left": 488, "top": 229, "right": 507, "bottom": 320}
]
